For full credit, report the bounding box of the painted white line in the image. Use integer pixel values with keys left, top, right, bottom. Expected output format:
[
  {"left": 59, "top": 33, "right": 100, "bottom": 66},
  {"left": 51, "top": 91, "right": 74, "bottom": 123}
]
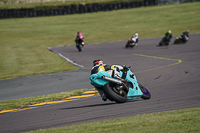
[{"left": 48, "top": 47, "right": 84, "bottom": 68}]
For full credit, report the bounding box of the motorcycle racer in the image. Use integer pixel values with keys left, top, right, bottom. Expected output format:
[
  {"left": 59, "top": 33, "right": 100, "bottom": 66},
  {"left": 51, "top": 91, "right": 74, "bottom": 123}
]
[
  {"left": 75, "top": 31, "right": 84, "bottom": 47},
  {"left": 130, "top": 33, "right": 139, "bottom": 45},
  {"left": 182, "top": 30, "right": 189, "bottom": 42},
  {"left": 164, "top": 30, "right": 172, "bottom": 44},
  {"left": 91, "top": 59, "right": 122, "bottom": 101}
]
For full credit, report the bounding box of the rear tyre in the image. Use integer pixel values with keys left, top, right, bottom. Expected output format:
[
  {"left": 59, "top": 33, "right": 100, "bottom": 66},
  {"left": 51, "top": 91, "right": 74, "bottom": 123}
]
[
  {"left": 103, "top": 83, "right": 127, "bottom": 103},
  {"left": 165, "top": 42, "right": 169, "bottom": 46},
  {"left": 138, "top": 83, "right": 151, "bottom": 100},
  {"left": 174, "top": 39, "right": 178, "bottom": 44}
]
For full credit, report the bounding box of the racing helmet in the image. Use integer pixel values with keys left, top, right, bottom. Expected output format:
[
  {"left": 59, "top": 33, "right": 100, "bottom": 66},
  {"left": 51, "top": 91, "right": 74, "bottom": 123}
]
[
  {"left": 168, "top": 30, "right": 171, "bottom": 34},
  {"left": 135, "top": 33, "right": 138, "bottom": 37},
  {"left": 77, "top": 31, "right": 80, "bottom": 34},
  {"left": 93, "top": 59, "right": 104, "bottom": 66},
  {"left": 186, "top": 30, "right": 189, "bottom": 33}
]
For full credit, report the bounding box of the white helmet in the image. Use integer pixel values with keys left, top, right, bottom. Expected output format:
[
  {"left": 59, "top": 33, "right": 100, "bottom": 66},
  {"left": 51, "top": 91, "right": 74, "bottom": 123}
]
[{"left": 135, "top": 33, "right": 138, "bottom": 37}]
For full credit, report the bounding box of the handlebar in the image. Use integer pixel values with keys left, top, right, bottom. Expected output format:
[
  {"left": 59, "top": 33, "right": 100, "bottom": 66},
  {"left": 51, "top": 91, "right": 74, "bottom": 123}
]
[{"left": 121, "top": 65, "right": 131, "bottom": 72}]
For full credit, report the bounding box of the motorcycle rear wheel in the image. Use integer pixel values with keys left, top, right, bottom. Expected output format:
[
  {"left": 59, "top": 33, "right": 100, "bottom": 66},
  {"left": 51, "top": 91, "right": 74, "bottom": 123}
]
[
  {"left": 174, "top": 39, "right": 179, "bottom": 44},
  {"left": 103, "top": 83, "right": 127, "bottom": 103}
]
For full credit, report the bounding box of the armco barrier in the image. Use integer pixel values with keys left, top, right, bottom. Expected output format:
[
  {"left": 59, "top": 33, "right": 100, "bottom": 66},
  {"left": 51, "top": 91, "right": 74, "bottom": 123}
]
[{"left": 0, "top": 0, "right": 158, "bottom": 19}]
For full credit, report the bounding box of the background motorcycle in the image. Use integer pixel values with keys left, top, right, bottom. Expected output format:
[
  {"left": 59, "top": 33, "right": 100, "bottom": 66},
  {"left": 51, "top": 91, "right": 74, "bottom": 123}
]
[
  {"left": 90, "top": 66, "right": 151, "bottom": 103},
  {"left": 125, "top": 38, "right": 137, "bottom": 48},
  {"left": 174, "top": 35, "right": 188, "bottom": 44},
  {"left": 75, "top": 37, "right": 84, "bottom": 52},
  {"left": 158, "top": 36, "right": 171, "bottom": 46}
]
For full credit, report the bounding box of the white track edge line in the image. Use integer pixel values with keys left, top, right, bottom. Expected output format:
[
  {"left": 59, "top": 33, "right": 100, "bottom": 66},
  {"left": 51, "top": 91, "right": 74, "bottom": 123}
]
[{"left": 48, "top": 47, "right": 84, "bottom": 68}]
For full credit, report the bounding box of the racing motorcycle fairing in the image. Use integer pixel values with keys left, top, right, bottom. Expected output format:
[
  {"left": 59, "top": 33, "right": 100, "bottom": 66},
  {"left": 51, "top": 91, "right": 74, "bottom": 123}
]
[
  {"left": 174, "top": 34, "right": 189, "bottom": 44},
  {"left": 90, "top": 69, "right": 143, "bottom": 100},
  {"left": 90, "top": 71, "right": 110, "bottom": 88},
  {"left": 119, "top": 70, "right": 143, "bottom": 100}
]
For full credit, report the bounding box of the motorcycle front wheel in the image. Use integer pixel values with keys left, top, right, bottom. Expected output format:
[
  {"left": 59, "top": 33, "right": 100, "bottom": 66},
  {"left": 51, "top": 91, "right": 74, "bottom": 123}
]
[
  {"left": 138, "top": 83, "right": 151, "bottom": 100},
  {"left": 76, "top": 44, "right": 82, "bottom": 52},
  {"left": 125, "top": 41, "right": 130, "bottom": 48},
  {"left": 158, "top": 41, "right": 163, "bottom": 46},
  {"left": 103, "top": 83, "right": 127, "bottom": 103}
]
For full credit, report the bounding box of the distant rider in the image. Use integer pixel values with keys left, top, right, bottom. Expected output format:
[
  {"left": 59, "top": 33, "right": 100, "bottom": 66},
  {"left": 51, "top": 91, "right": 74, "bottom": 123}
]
[
  {"left": 130, "top": 33, "right": 139, "bottom": 45},
  {"left": 164, "top": 30, "right": 172, "bottom": 44},
  {"left": 75, "top": 31, "right": 84, "bottom": 47},
  {"left": 91, "top": 59, "right": 122, "bottom": 101},
  {"left": 182, "top": 30, "right": 189, "bottom": 42}
]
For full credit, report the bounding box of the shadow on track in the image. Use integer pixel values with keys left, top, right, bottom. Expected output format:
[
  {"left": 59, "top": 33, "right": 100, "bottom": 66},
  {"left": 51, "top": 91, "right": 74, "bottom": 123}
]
[
  {"left": 60, "top": 102, "right": 116, "bottom": 110},
  {"left": 60, "top": 99, "right": 144, "bottom": 110}
]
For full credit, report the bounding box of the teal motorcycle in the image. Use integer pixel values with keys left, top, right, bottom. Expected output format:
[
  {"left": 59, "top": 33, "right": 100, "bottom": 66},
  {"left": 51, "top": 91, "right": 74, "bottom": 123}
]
[{"left": 90, "top": 66, "right": 151, "bottom": 103}]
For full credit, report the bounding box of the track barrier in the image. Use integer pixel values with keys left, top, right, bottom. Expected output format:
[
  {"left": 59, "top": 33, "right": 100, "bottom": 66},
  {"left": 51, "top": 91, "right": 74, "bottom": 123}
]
[
  {"left": 0, "top": 0, "right": 199, "bottom": 19},
  {"left": 0, "top": 0, "right": 157, "bottom": 19}
]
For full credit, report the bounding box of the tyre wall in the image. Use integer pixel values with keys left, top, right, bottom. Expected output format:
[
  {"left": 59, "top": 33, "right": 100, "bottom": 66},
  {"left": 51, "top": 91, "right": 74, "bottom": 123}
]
[{"left": 0, "top": 0, "right": 197, "bottom": 19}]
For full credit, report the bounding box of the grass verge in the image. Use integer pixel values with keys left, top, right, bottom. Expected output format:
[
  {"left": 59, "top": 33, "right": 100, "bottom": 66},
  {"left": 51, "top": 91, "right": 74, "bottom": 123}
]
[
  {"left": 0, "top": 88, "right": 93, "bottom": 111},
  {"left": 26, "top": 107, "right": 200, "bottom": 133}
]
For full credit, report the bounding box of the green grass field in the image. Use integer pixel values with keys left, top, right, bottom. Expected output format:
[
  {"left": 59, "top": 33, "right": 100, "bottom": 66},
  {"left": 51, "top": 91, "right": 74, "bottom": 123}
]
[{"left": 0, "top": 2, "right": 200, "bottom": 80}]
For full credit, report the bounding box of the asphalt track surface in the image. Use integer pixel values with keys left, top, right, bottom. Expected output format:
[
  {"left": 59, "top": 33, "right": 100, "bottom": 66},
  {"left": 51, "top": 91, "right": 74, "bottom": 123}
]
[{"left": 0, "top": 33, "right": 200, "bottom": 133}]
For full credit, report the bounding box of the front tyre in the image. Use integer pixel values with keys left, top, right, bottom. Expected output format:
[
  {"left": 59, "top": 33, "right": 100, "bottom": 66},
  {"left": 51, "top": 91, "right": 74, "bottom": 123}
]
[
  {"left": 76, "top": 44, "right": 82, "bottom": 52},
  {"left": 158, "top": 41, "right": 163, "bottom": 46},
  {"left": 103, "top": 83, "right": 127, "bottom": 103},
  {"left": 125, "top": 41, "right": 130, "bottom": 48},
  {"left": 138, "top": 83, "right": 151, "bottom": 100}
]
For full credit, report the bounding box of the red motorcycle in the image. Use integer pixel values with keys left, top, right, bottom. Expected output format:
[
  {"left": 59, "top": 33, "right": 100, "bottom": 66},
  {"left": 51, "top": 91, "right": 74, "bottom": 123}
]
[{"left": 75, "top": 36, "right": 84, "bottom": 52}]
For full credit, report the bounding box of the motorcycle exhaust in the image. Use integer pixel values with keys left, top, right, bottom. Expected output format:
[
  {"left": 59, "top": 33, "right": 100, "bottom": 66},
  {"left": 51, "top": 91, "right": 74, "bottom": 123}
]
[
  {"left": 102, "top": 76, "right": 122, "bottom": 84},
  {"left": 102, "top": 76, "right": 129, "bottom": 91}
]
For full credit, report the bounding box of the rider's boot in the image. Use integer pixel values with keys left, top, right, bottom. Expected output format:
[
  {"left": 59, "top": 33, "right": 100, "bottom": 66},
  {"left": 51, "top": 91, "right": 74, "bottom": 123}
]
[
  {"left": 101, "top": 93, "right": 107, "bottom": 101},
  {"left": 95, "top": 87, "right": 107, "bottom": 101}
]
